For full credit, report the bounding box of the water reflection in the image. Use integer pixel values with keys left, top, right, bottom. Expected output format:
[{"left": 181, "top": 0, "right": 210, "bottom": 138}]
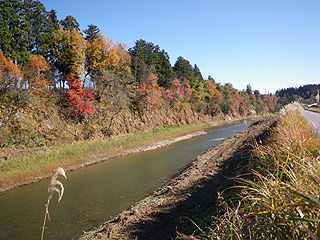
[{"left": 0, "top": 121, "right": 249, "bottom": 240}]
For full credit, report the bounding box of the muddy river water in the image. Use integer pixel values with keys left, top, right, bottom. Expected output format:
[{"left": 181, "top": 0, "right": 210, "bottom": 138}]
[{"left": 0, "top": 121, "right": 249, "bottom": 240}]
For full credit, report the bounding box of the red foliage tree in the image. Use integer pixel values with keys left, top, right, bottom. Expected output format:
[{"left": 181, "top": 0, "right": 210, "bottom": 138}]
[
  {"left": 164, "top": 78, "right": 192, "bottom": 108},
  {"left": 67, "top": 89, "right": 94, "bottom": 118},
  {"left": 66, "top": 73, "right": 94, "bottom": 119}
]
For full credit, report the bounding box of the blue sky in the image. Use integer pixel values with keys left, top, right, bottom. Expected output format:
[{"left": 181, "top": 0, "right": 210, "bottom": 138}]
[{"left": 40, "top": 0, "right": 320, "bottom": 93}]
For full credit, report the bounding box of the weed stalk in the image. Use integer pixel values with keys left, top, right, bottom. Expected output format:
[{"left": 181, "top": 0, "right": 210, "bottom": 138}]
[{"left": 40, "top": 167, "right": 67, "bottom": 240}]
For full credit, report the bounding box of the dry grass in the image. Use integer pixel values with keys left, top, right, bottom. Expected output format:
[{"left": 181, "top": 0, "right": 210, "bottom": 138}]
[
  {"left": 180, "top": 103, "right": 320, "bottom": 239},
  {"left": 41, "top": 167, "right": 67, "bottom": 240}
]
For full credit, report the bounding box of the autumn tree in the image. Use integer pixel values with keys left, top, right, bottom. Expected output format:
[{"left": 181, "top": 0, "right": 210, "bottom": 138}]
[
  {"left": 51, "top": 26, "right": 86, "bottom": 87},
  {"left": 66, "top": 73, "right": 94, "bottom": 132},
  {"left": 0, "top": 50, "right": 29, "bottom": 135},
  {"left": 135, "top": 73, "right": 164, "bottom": 111},
  {"left": 229, "top": 87, "right": 241, "bottom": 116},
  {"left": 204, "top": 80, "right": 222, "bottom": 101},
  {"left": 85, "top": 33, "right": 131, "bottom": 76},
  {"left": 85, "top": 33, "right": 108, "bottom": 84},
  {"left": 164, "top": 78, "right": 193, "bottom": 108},
  {"left": 264, "top": 94, "right": 280, "bottom": 112},
  {"left": 0, "top": 49, "right": 22, "bottom": 93},
  {"left": 23, "top": 54, "right": 49, "bottom": 93},
  {"left": 181, "top": 79, "right": 192, "bottom": 103},
  {"left": 85, "top": 33, "right": 131, "bottom": 91},
  {"left": 103, "top": 38, "right": 126, "bottom": 72},
  {"left": 114, "top": 43, "right": 131, "bottom": 74},
  {"left": 238, "top": 97, "right": 251, "bottom": 116}
]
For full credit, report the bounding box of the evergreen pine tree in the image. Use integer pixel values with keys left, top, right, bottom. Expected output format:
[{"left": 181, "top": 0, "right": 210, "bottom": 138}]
[{"left": 83, "top": 24, "right": 100, "bottom": 42}]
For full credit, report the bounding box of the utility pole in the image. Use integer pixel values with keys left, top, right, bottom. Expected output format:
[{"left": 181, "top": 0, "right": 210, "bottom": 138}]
[{"left": 316, "top": 89, "right": 320, "bottom": 105}]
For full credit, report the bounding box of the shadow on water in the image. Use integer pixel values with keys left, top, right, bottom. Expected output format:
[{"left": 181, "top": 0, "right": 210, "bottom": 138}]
[{"left": 0, "top": 121, "right": 249, "bottom": 240}]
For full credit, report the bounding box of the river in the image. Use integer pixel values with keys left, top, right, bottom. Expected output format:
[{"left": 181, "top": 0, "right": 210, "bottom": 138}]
[{"left": 0, "top": 121, "right": 249, "bottom": 240}]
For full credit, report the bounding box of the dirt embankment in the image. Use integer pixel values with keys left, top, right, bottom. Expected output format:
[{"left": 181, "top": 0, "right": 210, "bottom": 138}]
[{"left": 80, "top": 116, "right": 278, "bottom": 240}]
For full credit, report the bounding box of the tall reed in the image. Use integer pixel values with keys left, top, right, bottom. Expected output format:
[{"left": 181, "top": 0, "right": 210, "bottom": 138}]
[
  {"left": 40, "top": 167, "right": 67, "bottom": 240},
  {"left": 181, "top": 103, "right": 320, "bottom": 239}
]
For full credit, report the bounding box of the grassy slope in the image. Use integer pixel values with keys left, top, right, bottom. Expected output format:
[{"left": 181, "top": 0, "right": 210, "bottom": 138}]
[{"left": 0, "top": 122, "right": 210, "bottom": 193}]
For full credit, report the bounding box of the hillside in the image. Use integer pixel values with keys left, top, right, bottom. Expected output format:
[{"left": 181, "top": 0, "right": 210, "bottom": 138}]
[{"left": 0, "top": 1, "right": 280, "bottom": 150}]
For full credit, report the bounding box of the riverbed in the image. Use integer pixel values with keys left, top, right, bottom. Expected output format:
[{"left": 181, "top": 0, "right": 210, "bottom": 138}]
[{"left": 0, "top": 121, "right": 249, "bottom": 240}]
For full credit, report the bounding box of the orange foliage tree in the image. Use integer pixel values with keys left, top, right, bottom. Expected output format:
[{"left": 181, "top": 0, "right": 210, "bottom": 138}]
[
  {"left": 66, "top": 73, "right": 82, "bottom": 90},
  {"left": 204, "top": 80, "right": 223, "bottom": 101},
  {"left": 136, "top": 74, "right": 163, "bottom": 111},
  {"left": 263, "top": 94, "right": 279, "bottom": 112},
  {"left": 114, "top": 43, "right": 131, "bottom": 74},
  {"left": 229, "top": 88, "right": 241, "bottom": 116},
  {"left": 24, "top": 54, "right": 49, "bottom": 94},
  {"left": 0, "top": 50, "right": 22, "bottom": 89},
  {"left": 165, "top": 79, "right": 180, "bottom": 106}
]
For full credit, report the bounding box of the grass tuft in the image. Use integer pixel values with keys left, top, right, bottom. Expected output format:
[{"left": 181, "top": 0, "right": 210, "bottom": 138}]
[{"left": 180, "top": 103, "right": 320, "bottom": 239}]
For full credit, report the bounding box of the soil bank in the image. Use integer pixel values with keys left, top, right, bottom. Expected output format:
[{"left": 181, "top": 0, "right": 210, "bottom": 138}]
[{"left": 80, "top": 115, "right": 278, "bottom": 240}]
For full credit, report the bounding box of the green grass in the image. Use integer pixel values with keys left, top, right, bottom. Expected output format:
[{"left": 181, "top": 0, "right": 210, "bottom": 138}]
[
  {"left": 0, "top": 122, "right": 210, "bottom": 191},
  {"left": 179, "top": 103, "right": 320, "bottom": 239}
]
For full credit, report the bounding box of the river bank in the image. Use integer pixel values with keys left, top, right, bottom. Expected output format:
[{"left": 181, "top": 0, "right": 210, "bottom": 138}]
[
  {"left": 0, "top": 123, "right": 207, "bottom": 194},
  {"left": 0, "top": 116, "right": 258, "bottom": 194},
  {"left": 79, "top": 115, "right": 278, "bottom": 239}
]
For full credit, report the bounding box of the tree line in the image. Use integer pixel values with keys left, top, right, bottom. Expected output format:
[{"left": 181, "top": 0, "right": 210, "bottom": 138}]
[
  {"left": 276, "top": 84, "right": 320, "bottom": 105},
  {"left": 0, "top": 0, "right": 281, "bottom": 147}
]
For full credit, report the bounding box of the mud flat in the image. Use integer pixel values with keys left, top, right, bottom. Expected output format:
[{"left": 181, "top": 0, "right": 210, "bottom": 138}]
[{"left": 80, "top": 116, "right": 278, "bottom": 240}]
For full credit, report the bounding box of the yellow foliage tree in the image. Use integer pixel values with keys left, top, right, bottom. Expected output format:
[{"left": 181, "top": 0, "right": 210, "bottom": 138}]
[
  {"left": 85, "top": 33, "right": 131, "bottom": 89},
  {"left": 85, "top": 33, "right": 108, "bottom": 78},
  {"left": 85, "top": 33, "right": 131, "bottom": 77},
  {"left": 51, "top": 26, "right": 86, "bottom": 87}
]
